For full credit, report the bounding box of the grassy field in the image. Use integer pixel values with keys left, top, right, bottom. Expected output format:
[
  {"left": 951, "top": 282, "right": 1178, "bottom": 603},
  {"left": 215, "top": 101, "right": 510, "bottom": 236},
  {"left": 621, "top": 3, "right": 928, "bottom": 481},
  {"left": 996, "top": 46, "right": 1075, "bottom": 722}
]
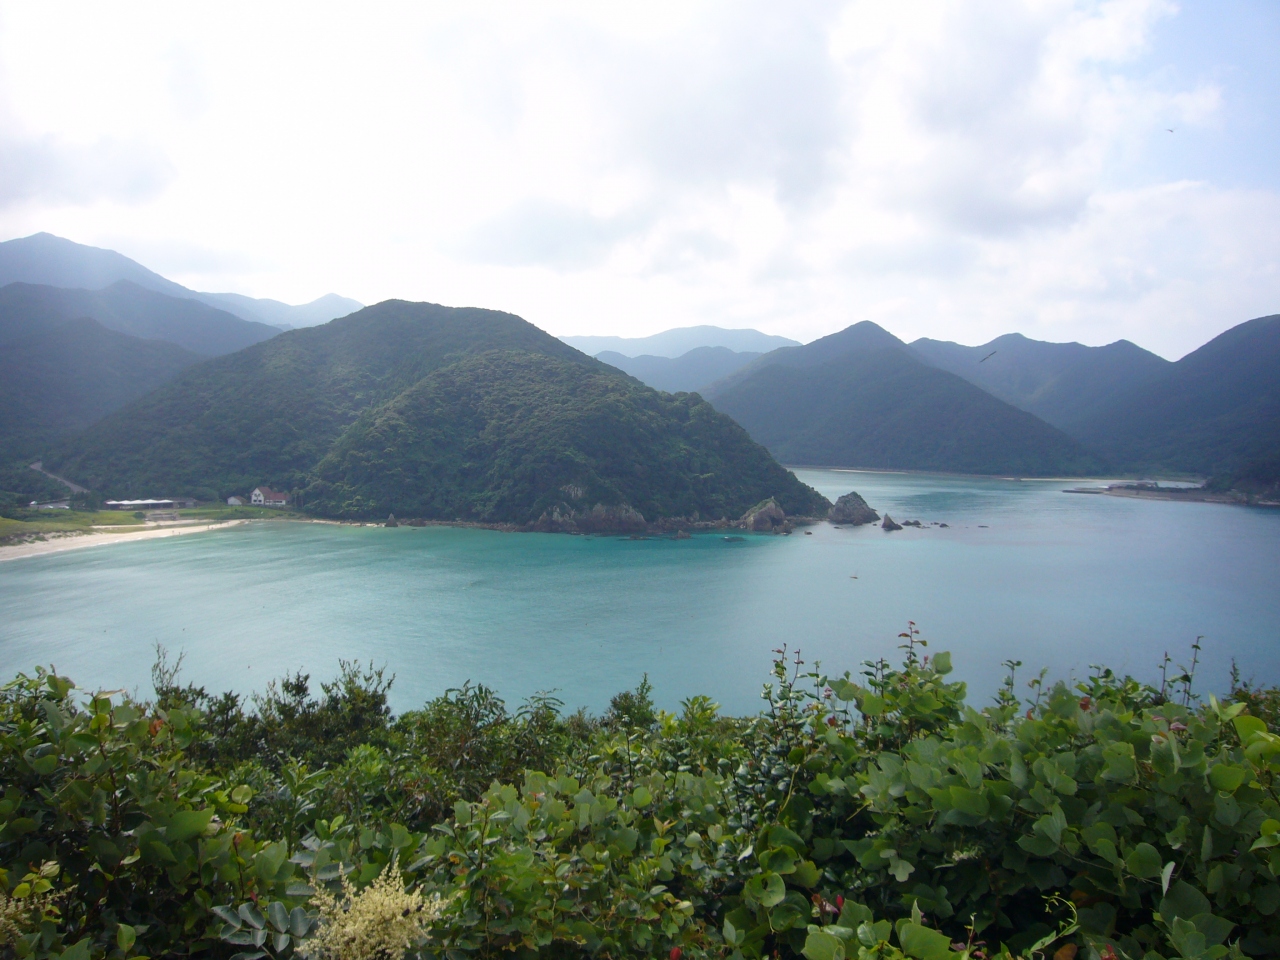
[{"left": 0, "top": 509, "right": 144, "bottom": 543}]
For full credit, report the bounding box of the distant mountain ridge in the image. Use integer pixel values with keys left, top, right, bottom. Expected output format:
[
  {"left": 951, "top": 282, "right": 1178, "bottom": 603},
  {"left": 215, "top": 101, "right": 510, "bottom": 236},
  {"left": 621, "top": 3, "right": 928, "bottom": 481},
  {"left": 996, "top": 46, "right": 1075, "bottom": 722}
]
[
  {"left": 561, "top": 325, "right": 798, "bottom": 358},
  {"left": 1067, "top": 313, "right": 1280, "bottom": 475},
  {"left": 0, "top": 281, "right": 279, "bottom": 356},
  {"left": 596, "top": 346, "right": 762, "bottom": 393},
  {"left": 0, "top": 233, "right": 362, "bottom": 329},
  {"left": 704, "top": 322, "right": 1103, "bottom": 476},
  {"left": 49, "top": 300, "right": 828, "bottom": 523},
  {"left": 908, "top": 333, "right": 1171, "bottom": 434}
]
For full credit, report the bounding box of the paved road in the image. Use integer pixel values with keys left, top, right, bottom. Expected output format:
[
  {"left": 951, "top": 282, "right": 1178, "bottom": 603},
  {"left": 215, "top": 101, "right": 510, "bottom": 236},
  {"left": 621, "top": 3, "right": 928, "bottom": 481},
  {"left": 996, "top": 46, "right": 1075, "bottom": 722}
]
[{"left": 29, "top": 461, "right": 89, "bottom": 494}]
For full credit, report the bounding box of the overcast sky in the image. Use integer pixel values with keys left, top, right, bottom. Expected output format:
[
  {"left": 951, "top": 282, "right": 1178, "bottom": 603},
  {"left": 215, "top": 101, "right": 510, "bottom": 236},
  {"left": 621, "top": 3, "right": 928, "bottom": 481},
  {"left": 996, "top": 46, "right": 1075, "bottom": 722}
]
[{"left": 0, "top": 1, "right": 1276, "bottom": 358}]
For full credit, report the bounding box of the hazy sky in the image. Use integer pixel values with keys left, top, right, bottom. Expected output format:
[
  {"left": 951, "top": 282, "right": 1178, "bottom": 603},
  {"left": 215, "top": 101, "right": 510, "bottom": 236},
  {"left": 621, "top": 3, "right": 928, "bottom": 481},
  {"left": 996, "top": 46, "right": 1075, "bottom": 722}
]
[{"left": 0, "top": 2, "right": 1276, "bottom": 357}]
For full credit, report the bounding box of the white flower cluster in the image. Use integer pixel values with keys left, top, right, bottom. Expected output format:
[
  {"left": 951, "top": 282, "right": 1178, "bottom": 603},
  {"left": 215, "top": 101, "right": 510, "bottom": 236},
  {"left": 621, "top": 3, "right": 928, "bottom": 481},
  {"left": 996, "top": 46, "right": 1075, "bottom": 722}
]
[{"left": 298, "top": 861, "right": 447, "bottom": 960}]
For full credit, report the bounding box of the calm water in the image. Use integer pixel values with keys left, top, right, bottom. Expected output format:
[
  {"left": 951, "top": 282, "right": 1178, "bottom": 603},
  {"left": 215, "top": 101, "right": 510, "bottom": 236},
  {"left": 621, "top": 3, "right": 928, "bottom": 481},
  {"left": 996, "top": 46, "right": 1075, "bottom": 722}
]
[{"left": 1, "top": 469, "right": 1277, "bottom": 715}]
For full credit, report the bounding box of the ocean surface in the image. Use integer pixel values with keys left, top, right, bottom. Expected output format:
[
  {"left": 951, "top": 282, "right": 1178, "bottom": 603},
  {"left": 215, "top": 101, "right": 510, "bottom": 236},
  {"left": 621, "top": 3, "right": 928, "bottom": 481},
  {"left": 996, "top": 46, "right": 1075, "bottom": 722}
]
[{"left": 1, "top": 469, "right": 1277, "bottom": 716}]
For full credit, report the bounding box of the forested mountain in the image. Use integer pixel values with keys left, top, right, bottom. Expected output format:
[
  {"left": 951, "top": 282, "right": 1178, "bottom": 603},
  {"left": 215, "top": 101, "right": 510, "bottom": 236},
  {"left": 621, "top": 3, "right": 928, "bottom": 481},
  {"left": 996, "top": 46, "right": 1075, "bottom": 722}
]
[
  {"left": 704, "top": 322, "right": 1102, "bottom": 476},
  {"left": 909, "top": 333, "right": 1171, "bottom": 434},
  {"left": 0, "top": 281, "right": 279, "bottom": 356},
  {"left": 1069, "top": 313, "right": 1280, "bottom": 475},
  {"left": 49, "top": 300, "right": 827, "bottom": 521},
  {"left": 562, "top": 324, "right": 798, "bottom": 358},
  {"left": 595, "top": 346, "right": 761, "bottom": 393},
  {"left": 0, "top": 232, "right": 361, "bottom": 328},
  {"left": 0, "top": 315, "right": 200, "bottom": 462}
]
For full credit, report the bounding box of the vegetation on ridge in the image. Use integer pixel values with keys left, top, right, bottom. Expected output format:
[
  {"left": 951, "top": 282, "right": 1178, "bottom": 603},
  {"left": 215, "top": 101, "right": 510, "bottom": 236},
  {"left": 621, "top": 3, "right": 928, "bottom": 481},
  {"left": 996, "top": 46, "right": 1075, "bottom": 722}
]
[
  {"left": 3, "top": 633, "right": 1278, "bottom": 960},
  {"left": 47, "top": 301, "right": 826, "bottom": 524}
]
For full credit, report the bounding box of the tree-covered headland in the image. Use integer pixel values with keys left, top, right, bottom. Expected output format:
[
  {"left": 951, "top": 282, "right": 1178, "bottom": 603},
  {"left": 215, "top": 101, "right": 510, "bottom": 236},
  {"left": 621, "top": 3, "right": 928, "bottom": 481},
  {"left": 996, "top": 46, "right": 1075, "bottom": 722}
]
[{"left": 2, "top": 634, "right": 1278, "bottom": 960}]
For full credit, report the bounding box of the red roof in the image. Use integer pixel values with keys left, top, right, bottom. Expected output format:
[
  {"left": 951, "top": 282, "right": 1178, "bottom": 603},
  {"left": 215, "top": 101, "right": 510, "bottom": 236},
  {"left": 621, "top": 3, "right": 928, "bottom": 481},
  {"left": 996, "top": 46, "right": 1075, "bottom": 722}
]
[{"left": 254, "top": 487, "right": 288, "bottom": 500}]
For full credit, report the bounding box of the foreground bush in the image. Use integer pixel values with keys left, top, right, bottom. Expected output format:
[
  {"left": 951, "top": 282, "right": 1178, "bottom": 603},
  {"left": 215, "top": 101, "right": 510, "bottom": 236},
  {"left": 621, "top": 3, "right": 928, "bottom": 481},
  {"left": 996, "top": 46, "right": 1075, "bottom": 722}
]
[{"left": 1, "top": 634, "right": 1278, "bottom": 960}]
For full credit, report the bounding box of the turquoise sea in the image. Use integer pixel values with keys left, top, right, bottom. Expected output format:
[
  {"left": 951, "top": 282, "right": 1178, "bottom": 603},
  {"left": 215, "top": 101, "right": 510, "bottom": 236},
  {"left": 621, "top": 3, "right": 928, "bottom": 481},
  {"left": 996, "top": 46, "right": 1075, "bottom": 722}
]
[{"left": 1, "top": 468, "right": 1277, "bottom": 715}]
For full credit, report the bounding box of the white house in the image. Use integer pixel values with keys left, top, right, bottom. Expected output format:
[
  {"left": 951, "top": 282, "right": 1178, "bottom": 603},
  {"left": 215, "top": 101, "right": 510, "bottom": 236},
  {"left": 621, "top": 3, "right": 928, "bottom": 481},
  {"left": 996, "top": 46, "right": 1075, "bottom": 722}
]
[{"left": 251, "top": 487, "right": 289, "bottom": 507}]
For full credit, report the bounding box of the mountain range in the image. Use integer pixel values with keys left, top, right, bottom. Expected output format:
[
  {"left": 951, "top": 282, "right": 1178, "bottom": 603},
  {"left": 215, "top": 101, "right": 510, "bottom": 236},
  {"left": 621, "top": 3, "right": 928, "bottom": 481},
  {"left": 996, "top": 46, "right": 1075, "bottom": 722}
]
[
  {"left": 561, "top": 325, "right": 798, "bottom": 358},
  {"left": 1, "top": 231, "right": 1274, "bottom": 514},
  {"left": 595, "top": 346, "right": 762, "bottom": 394},
  {"left": 703, "top": 323, "right": 1103, "bottom": 476},
  {"left": 47, "top": 301, "right": 828, "bottom": 523},
  {"left": 0, "top": 233, "right": 362, "bottom": 329}
]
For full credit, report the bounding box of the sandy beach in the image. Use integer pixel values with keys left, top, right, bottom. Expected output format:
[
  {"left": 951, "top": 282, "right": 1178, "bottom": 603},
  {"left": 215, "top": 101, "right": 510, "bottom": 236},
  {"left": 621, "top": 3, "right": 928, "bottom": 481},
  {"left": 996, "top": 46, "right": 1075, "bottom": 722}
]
[{"left": 0, "top": 519, "right": 245, "bottom": 563}]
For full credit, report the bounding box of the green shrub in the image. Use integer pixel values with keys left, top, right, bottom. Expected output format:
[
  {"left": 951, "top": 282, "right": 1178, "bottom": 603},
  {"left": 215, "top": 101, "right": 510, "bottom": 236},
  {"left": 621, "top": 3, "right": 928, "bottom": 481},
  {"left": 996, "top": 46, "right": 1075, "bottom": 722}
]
[{"left": 3, "top": 633, "right": 1278, "bottom": 960}]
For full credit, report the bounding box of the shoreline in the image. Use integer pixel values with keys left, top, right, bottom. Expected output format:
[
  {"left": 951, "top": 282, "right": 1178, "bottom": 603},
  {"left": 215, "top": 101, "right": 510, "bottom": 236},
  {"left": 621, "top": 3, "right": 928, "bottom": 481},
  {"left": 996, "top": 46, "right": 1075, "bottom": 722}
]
[
  {"left": 1063, "top": 486, "right": 1279, "bottom": 507},
  {"left": 0, "top": 519, "right": 248, "bottom": 563}
]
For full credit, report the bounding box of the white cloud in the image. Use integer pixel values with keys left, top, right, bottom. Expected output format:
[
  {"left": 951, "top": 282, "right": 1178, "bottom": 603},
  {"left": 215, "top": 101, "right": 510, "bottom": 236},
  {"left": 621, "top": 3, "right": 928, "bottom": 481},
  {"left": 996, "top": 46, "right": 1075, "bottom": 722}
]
[{"left": 0, "top": 0, "right": 1273, "bottom": 358}]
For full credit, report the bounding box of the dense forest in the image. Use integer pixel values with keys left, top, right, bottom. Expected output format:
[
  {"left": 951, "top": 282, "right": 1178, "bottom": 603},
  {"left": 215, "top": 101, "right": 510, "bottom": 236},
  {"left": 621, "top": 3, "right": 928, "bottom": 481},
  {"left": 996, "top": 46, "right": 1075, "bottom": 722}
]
[
  {"left": 45, "top": 301, "right": 827, "bottom": 525},
  {"left": 3, "top": 634, "right": 1277, "bottom": 960}
]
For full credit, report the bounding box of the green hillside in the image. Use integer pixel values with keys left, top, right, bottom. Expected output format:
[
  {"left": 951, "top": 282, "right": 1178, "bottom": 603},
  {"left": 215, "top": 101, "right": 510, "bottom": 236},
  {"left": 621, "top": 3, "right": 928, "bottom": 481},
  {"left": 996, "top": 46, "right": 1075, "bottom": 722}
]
[
  {"left": 1071, "top": 313, "right": 1280, "bottom": 475},
  {"left": 0, "top": 315, "right": 201, "bottom": 465},
  {"left": 909, "top": 332, "right": 1171, "bottom": 433},
  {"left": 50, "top": 300, "right": 827, "bottom": 522},
  {"left": 705, "top": 322, "right": 1102, "bottom": 476},
  {"left": 309, "top": 351, "right": 824, "bottom": 521}
]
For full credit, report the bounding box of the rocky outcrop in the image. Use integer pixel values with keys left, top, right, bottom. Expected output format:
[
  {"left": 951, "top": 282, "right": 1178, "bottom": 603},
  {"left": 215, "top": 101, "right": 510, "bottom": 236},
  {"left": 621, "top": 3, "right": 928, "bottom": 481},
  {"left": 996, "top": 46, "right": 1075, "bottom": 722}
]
[
  {"left": 528, "top": 502, "right": 647, "bottom": 534},
  {"left": 828, "top": 491, "right": 879, "bottom": 526},
  {"left": 881, "top": 514, "right": 903, "bottom": 531},
  {"left": 740, "top": 498, "right": 787, "bottom": 532},
  {"left": 386, "top": 513, "right": 398, "bottom": 527}
]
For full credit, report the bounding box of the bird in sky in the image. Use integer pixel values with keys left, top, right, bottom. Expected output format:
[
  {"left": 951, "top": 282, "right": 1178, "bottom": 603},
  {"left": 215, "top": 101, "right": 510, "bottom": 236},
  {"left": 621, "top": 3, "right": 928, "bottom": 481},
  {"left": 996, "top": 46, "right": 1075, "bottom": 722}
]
[
  {"left": 979, "top": 350, "right": 998, "bottom": 363},
  {"left": 1166, "top": 128, "right": 1175, "bottom": 133}
]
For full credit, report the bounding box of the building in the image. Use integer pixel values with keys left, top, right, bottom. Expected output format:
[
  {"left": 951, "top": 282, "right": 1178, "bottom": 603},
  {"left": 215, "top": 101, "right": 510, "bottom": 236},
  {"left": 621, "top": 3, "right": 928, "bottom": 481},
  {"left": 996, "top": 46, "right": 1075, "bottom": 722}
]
[
  {"left": 251, "top": 487, "right": 290, "bottom": 507},
  {"left": 104, "top": 497, "right": 197, "bottom": 510},
  {"left": 226, "top": 496, "right": 243, "bottom": 506}
]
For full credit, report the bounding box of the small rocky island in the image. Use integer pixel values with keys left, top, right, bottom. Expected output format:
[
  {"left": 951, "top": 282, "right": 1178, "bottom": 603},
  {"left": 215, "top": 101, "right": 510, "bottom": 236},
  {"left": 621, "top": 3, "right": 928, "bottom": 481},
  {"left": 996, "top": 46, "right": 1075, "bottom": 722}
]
[{"left": 828, "top": 491, "right": 879, "bottom": 526}]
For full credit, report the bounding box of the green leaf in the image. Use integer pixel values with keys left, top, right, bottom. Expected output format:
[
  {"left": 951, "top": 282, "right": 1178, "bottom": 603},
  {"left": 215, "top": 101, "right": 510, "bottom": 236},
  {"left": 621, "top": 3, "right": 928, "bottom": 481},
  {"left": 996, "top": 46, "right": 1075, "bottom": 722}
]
[
  {"left": 631, "top": 785, "right": 652, "bottom": 807},
  {"left": 932, "top": 651, "right": 953, "bottom": 675},
  {"left": 859, "top": 694, "right": 886, "bottom": 717},
  {"left": 802, "top": 929, "right": 846, "bottom": 960},
  {"left": 1208, "top": 764, "right": 1246, "bottom": 793},
  {"left": 745, "top": 872, "right": 787, "bottom": 908},
  {"left": 289, "top": 906, "right": 313, "bottom": 938},
  {"left": 1233, "top": 715, "right": 1268, "bottom": 741},
  {"left": 238, "top": 903, "right": 265, "bottom": 930},
  {"left": 267, "top": 901, "right": 289, "bottom": 934},
  {"left": 791, "top": 859, "right": 821, "bottom": 888},
  {"left": 116, "top": 924, "right": 136, "bottom": 951},
  {"left": 211, "top": 906, "right": 242, "bottom": 929},
  {"left": 950, "top": 786, "right": 990, "bottom": 818},
  {"left": 839, "top": 900, "right": 873, "bottom": 929},
  {"left": 1161, "top": 882, "right": 1211, "bottom": 922},
  {"left": 166, "top": 808, "right": 215, "bottom": 843},
  {"left": 898, "top": 921, "right": 954, "bottom": 960},
  {"left": 1126, "top": 842, "right": 1163, "bottom": 879}
]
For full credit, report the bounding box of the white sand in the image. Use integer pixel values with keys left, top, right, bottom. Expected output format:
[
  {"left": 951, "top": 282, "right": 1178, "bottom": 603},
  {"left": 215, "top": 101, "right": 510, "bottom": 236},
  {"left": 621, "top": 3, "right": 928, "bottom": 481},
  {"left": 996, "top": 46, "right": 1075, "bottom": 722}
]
[{"left": 0, "top": 519, "right": 245, "bottom": 563}]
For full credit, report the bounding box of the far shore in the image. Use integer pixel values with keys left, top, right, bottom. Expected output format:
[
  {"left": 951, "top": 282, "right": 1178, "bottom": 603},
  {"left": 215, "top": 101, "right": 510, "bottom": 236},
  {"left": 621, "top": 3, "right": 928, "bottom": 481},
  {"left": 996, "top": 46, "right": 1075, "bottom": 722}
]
[
  {"left": 1063, "top": 484, "right": 1279, "bottom": 507},
  {"left": 0, "top": 519, "right": 248, "bottom": 563}
]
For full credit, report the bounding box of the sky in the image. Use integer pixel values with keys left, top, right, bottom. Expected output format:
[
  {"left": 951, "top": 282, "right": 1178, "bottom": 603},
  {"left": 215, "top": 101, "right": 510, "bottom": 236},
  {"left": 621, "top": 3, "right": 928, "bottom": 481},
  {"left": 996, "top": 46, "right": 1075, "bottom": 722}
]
[{"left": 0, "top": 1, "right": 1276, "bottom": 359}]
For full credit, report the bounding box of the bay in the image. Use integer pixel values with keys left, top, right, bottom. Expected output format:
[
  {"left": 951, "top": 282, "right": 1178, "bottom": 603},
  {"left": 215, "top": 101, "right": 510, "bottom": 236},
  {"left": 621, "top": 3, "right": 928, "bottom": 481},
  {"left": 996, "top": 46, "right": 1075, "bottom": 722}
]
[{"left": 1, "top": 467, "right": 1277, "bottom": 715}]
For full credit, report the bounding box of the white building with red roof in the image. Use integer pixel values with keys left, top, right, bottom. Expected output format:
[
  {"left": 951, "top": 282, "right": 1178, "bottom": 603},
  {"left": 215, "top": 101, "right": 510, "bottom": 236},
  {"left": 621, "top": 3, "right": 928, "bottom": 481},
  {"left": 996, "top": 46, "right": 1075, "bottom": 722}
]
[{"left": 251, "top": 487, "right": 289, "bottom": 507}]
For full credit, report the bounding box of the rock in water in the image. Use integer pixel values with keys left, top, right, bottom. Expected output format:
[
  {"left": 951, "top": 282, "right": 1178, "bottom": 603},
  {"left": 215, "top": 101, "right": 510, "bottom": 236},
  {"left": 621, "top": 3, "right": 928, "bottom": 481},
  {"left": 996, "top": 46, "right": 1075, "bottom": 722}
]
[
  {"left": 829, "top": 491, "right": 880, "bottom": 526},
  {"left": 386, "top": 513, "right": 398, "bottom": 527},
  {"left": 881, "top": 514, "right": 903, "bottom": 531},
  {"left": 741, "top": 498, "right": 787, "bottom": 531}
]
